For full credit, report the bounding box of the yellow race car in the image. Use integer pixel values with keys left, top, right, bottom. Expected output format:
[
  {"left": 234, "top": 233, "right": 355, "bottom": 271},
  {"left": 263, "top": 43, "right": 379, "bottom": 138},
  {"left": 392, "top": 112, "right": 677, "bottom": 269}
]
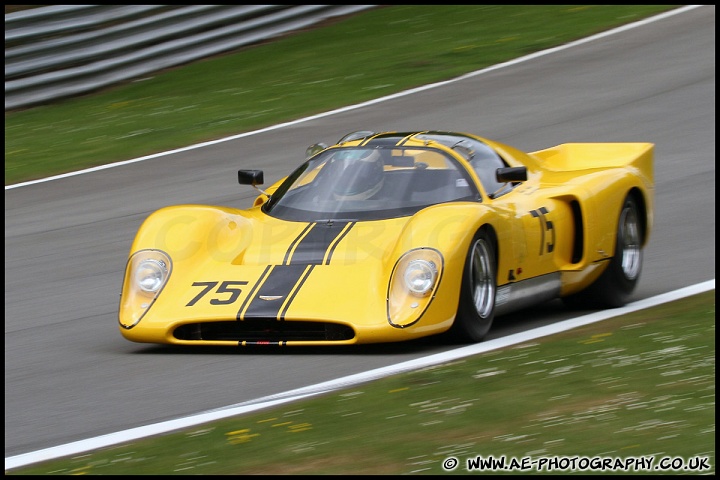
[{"left": 119, "top": 131, "right": 654, "bottom": 346}]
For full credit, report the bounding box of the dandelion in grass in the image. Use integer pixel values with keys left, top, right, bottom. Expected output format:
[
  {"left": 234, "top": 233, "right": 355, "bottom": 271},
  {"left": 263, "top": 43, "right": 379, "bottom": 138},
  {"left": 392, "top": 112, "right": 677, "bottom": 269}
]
[
  {"left": 580, "top": 332, "right": 613, "bottom": 344},
  {"left": 226, "top": 428, "right": 260, "bottom": 444},
  {"left": 70, "top": 466, "right": 93, "bottom": 474},
  {"left": 288, "top": 422, "right": 313, "bottom": 432}
]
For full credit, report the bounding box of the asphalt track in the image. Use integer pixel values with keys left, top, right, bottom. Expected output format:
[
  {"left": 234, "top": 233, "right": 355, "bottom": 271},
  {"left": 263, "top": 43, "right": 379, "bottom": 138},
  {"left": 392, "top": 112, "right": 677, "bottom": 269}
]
[{"left": 4, "top": 5, "right": 715, "bottom": 467}]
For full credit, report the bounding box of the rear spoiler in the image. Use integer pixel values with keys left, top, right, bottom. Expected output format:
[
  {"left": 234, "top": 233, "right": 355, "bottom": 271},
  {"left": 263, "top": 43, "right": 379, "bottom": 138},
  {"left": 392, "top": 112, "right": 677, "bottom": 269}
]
[{"left": 531, "top": 143, "right": 654, "bottom": 181}]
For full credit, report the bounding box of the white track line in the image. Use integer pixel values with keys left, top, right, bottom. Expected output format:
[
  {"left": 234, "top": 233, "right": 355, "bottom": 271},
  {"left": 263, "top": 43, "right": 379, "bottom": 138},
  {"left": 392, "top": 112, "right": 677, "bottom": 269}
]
[{"left": 5, "top": 279, "right": 715, "bottom": 471}]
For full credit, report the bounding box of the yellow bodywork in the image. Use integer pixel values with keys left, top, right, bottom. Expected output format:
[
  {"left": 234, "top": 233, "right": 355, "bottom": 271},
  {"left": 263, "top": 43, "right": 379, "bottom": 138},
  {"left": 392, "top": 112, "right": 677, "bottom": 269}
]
[
  {"left": 119, "top": 204, "right": 475, "bottom": 345},
  {"left": 118, "top": 132, "right": 654, "bottom": 346}
]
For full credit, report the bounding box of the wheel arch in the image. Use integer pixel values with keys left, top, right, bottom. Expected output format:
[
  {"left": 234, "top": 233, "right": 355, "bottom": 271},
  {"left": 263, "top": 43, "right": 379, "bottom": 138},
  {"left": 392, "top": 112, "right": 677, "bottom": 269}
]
[
  {"left": 479, "top": 223, "right": 500, "bottom": 274},
  {"left": 445, "top": 223, "right": 499, "bottom": 344},
  {"left": 627, "top": 187, "right": 649, "bottom": 247}
]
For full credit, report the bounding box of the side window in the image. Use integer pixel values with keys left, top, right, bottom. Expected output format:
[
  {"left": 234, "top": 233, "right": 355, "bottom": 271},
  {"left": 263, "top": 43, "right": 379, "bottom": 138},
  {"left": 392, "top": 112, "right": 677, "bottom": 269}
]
[{"left": 469, "top": 141, "right": 508, "bottom": 196}]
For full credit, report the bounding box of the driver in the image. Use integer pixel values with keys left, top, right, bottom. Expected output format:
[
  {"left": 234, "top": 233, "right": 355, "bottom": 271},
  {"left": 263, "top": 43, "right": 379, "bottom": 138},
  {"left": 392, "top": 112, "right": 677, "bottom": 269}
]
[{"left": 328, "top": 149, "right": 385, "bottom": 201}]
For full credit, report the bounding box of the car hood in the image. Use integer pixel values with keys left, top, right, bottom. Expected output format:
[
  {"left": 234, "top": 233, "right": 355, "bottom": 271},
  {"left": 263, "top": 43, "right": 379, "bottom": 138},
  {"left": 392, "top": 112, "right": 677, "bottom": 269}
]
[
  {"left": 232, "top": 214, "right": 409, "bottom": 267},
  {"left": 130, "top": 202, "right": 478, "bottom": 272}
]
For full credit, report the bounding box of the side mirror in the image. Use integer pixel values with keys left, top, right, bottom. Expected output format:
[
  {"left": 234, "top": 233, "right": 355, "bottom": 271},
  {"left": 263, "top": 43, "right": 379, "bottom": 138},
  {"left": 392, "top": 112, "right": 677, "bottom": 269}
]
[
  {"left": 238, "top": 169, "right": 269, "bottom": 196},
  {"left": 496, "top": 166, "right": 527, "bottom": 183},
  {"left": 238, "top": 169, "right": 264, "bottom": 186}
]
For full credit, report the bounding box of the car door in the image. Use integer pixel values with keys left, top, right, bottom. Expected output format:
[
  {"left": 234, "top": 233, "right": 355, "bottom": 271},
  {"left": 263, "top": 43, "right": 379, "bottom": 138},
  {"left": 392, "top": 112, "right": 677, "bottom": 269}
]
[{"left": 492, "top": 186, "right": 559, "bottom": 284}]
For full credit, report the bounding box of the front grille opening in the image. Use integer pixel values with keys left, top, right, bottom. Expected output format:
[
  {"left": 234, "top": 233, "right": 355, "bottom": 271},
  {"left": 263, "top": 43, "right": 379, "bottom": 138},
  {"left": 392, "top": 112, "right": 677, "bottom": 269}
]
[{"left": 174, "top": 319, "right": 355, "bottom": 342}]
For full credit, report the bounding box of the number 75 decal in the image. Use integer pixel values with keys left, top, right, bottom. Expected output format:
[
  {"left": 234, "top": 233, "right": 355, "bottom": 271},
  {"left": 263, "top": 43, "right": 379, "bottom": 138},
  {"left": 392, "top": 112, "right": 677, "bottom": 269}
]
[
  {"left": 529, "top": 207, "right": 555, "bottom": 255},
  {"left": 186, "top": 281, "right": 248, "bottom": 306}
]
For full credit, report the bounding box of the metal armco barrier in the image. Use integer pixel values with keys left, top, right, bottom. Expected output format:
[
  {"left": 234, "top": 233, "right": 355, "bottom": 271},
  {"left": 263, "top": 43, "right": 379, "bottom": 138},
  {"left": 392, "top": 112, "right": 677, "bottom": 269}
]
[{"left": 5, "top": 5, "right": 376, "bottom": 111}]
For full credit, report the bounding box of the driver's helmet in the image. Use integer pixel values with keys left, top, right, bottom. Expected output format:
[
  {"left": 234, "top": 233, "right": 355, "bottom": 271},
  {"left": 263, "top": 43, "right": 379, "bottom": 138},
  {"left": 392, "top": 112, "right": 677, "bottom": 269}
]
[{"left": 327, "top": 148, "right": 384, "bottom": 200}]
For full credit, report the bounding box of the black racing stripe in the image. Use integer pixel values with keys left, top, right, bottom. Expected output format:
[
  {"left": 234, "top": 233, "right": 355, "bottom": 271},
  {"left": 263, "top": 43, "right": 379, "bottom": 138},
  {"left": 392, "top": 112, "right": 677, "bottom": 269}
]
[
  {"left": 283, "top": 223, "right": 315, "bottom": 265},
  {"left": 279, "top": 265, "right": 315, "bottom": 319},
  {"left": 240, "top": 223, "right": 352, "bottom": 321},
  {"left": 324, "top": 222, "right": 355, "bottom": 265},
  {"left": 287, "top": 221, "right": 351, "bottom": 265},
  {"left": 242, "top": 264, "right": 308, "bottom": 319},
  {"left": 236, "top": 265, "right": 273, "bottom": 320}
]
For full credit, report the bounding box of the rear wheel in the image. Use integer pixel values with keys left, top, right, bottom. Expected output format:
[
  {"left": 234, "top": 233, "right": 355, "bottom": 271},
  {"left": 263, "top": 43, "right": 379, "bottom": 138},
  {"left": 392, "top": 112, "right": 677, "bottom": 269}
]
[
  {"left": 447, "top": 230, "right": 496, "bottom": 343},
  {"left": 563, "top": 195, "right": 643, "bottom": 309}
]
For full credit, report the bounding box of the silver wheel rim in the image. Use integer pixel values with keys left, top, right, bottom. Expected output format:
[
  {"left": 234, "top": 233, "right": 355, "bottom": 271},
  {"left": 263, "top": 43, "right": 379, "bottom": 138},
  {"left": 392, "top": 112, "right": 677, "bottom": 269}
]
[
  {"left": 620, "top": 204, "right": 641, "bottom": 280},
  {"left": 470, "top": 239, "right": 495, "bottom": 318}
]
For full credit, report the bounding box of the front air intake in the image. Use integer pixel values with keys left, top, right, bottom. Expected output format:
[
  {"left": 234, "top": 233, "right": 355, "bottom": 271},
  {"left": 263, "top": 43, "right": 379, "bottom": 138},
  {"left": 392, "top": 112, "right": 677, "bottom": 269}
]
[{"left": 173, "top": 319, "right": 355, "bottom": 342}]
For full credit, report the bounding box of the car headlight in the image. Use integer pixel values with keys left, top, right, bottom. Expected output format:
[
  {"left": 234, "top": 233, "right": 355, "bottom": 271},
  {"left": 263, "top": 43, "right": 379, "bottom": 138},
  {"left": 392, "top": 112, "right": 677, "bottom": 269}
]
[
  {"left": 403, "top": 259, "right": 438, "bottom": 296},
  {"left": 119, "top": 249, "right": 172, "bottom": 329},
  {"left": 387, "top": 248, "right": 443, "bottom": 328},
  {"left": 135, "top": 258, "right": 169, "bottom": 293}
]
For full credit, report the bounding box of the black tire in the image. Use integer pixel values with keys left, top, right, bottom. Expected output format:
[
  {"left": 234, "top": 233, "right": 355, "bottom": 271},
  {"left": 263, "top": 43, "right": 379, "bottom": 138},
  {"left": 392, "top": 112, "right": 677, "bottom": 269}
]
[
  {"left": 563, "top": 195, "right": 643, "bottom": 309},
  {"left": 447, "top": 229, "right": 497, "bottom": 343}
]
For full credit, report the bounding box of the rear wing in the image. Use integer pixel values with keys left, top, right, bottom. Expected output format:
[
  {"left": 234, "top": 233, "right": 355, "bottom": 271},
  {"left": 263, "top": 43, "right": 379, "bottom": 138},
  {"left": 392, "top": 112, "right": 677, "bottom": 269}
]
[{"left": 530, "top": 143, "right": 654, "bottom": 181}]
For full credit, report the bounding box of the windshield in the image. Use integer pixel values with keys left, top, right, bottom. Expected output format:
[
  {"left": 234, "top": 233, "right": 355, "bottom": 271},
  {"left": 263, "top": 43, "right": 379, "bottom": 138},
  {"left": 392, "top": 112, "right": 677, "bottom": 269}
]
[{"left": 264, "top": 146, "right": 479, "bottom": 221}]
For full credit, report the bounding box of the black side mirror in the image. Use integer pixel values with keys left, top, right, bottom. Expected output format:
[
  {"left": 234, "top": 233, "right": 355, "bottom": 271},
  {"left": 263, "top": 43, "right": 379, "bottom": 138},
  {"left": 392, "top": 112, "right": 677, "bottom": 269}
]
[
  {"left": 238, "top": 169, "right": 264, "bottom": 186},
  {"left": 238, "top": 169, "right": 269, "bottom": 197},
  {"left": 496, "top": 166, "right": 527, "bottom": 183}
]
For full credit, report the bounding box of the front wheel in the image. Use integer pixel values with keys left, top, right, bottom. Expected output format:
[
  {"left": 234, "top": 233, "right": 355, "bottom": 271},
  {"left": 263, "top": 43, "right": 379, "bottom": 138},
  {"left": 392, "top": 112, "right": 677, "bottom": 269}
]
[
  {"left": 563, "top": 194, "right": 644, "bottom": 309},
  {"left": 447, "top": 230, "right": 496, "bottom": 343}
]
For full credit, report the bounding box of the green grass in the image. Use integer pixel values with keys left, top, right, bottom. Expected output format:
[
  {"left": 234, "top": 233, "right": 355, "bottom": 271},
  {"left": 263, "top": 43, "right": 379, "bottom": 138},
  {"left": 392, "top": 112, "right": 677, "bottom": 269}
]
[
  {"left": 8, "top": 291, "right": 715, "bottom": 475},
  {"left": 4, "top": 5, "right": 677, "bottom": 185}
]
